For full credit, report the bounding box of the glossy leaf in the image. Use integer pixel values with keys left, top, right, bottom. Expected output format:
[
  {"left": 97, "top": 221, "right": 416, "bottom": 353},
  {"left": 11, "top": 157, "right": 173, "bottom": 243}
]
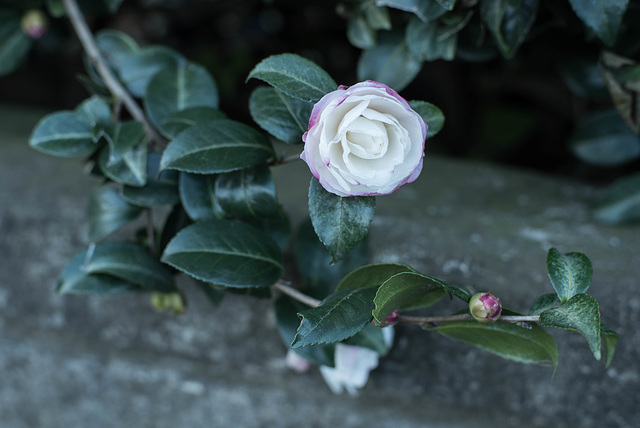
[
  {"left": 364, "top": 2, "right": 392, "bottom": 30},
  {"left": 250, "top": 206, "right": 292, "bottom": 254},
  {"left": 247, "top": 53, "right": 337, "bottom": 102},
  {"left": 119, "top": 46, "right": 185, "bottom": 97},
  {"left": 87, "top": 185, "right": 142, "bottom": 242},
  {"left": 430, "top": 319, "right": 558, "bottom": 369},
  {"left": 160, "top": 106, "right": 226, "bottom": 139},
  {"left": 406, "top": 16, "right": 458, "bottom": 62},
  {"left": 56, "top": 250, "right": 137, "bottom": 295},
  {"left": 601, "top": 324, "right": 619, "bottom": 368},
  {"left": 336, "top": 263, "right": 416, "bottom": 291},
  {"left": 528, "top": 293, "right": 560, "bottom": 316},
  {"left": 29, "top": 111, "right": 98, "bottom": 157},
  {"left": 409, "top": 100, "right": 445, "bottom": 139},
  {"left": 179, "top": 172, "right": 225, "bottom": 221},
  {"left": 215, "top": 165, "right": 279, "bottom": 219},
  {"left": 98, "top": 144, "right": 147, "bottom": 187},
  {"left": 593, "top": 172, "right": 640, "bottom": 224},
  {"left": 481, "top": 0, "right": 539, "bottom": 59},
  {"left": 567, "top": 0, "right": 628, "bottom": 46},
  {"left": 309, "top": 178, "right": 376, "bottom": 264},
  {"left": 343, "top": 324, "right": 391, "bottom": 356},
  {"left": 347, "top": 17, "right": 376, "bottom": 50},
  {"left": 144, "top": 61, "right": 219, "bottom": 130},
  {"left": 95, "top": 29, "right": 139, "bottom": 72},
  {"left": 357, "top": 31, "right": 421, "bottom": 92},
  {"left": 249, "top": 86, "right": 312, "bottom": 144},
  {"left": 0, "top": 11, "right": 32, "bottom": 76},
  {"left": 540, "top": 294, "right": 601, "bottom": 360},
  {"left": 158, "top": 204, "right": 192, "bottom": 255},
  {"left": 275, "top": 295, "right": 335, "bottom": 367},
  {"left": 435, "top": 0, "right": 456, "bottom": 10},
  {"left": 161, "top": 219, "right": 284, "bottom": 288},
  {"left": 75, "top": 96, "right": 112, "bottom": 129},
  {"left": 160, "top": 120, "right": 274, "bottom": 174},
  {"left": 375, "top": 0, "right": 447, "bottom": 22},
  {"left": 546, "top": 248, "right": 592, "bottom": 303},
  {"left": 122, "top": 153, "right": 180, "bottom": 207},
  {"left": 292, "top": 287, "right": 378, "bottom": 348},
  {"left": 570, "top": 109, "right": 640, "bottom": 167}
]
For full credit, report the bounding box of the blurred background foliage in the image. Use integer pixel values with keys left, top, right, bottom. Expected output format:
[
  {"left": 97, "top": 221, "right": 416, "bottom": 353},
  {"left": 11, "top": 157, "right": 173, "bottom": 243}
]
[{"left": 2, "top": 0, "right": 640, "bottom": 194}]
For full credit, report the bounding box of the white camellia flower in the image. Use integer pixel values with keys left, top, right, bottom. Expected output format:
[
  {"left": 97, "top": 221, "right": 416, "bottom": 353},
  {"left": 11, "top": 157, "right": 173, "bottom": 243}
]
[{"left": 301, "top": 81, "right": 427, "bottom": 197}]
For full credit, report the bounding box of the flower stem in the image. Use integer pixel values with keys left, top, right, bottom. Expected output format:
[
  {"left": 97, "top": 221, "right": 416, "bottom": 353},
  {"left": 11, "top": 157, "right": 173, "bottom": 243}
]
[
  {"left": 273, "top": 281, "right": 321, "bottom": 308},
  {"left": 270, "top": 153, "right": 302, "bottom": 166},
  {"left": 62, "top": 0, "right": 165, "bottom": 146}
]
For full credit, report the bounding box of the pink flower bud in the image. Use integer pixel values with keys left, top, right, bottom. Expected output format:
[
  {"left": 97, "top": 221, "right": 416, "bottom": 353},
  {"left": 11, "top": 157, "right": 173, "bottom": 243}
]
[
  {"left": 469, "top": 292, "right": 502, "bottom": 324},
  {"left": 21, "top": 10, "right": 48, "bottom": 39}
]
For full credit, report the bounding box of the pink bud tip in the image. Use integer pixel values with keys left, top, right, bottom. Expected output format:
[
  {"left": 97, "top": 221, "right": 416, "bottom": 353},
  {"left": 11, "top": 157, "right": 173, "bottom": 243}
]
[
  {"left": 21, "top": 10, "right": 48, "bottom": 40},
  {"left": 469, "top": 292, "right": 502, "bottom": 324}
]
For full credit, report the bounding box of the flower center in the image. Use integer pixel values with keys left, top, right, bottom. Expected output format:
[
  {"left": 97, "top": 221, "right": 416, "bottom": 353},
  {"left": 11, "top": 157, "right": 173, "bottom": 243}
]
[{"left": 343, "top": 116, "right": 388, "bottom": 159}]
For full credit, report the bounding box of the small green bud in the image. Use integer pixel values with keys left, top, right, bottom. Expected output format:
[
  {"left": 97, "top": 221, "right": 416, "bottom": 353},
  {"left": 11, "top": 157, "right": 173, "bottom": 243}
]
[
  {"left": 21, "top": 9, "right": 48, "bottom": 39},
  {"left": 151, "top": 291, "right": 186, "bottom": 315},
  {"left": 469, "top": 292, "right": 502, "bottom": 324}
]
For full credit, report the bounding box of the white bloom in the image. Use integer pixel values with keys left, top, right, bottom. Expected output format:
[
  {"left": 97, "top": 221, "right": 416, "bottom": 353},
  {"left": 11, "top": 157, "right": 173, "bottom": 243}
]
[{"left": 301, "top": 81, "right": 427, "bottom": 197}]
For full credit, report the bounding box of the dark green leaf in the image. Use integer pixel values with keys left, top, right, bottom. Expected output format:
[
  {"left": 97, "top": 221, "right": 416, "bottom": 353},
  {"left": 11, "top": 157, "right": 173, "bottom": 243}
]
[
  {"left": 144, "top": 61, "right": 219, "bottom": 130},
  {"left": 122, "top": 153, "right": 180, "bottom": 207},
  {"left": 98, "top": 144, "right": 147, "bottom": 186},
  {"left": 179, "top": 172, "right": 225, "bottom": 221},
  {"left": 570, "top": 109, "right": 640, "bottom": 167},
  {"left": 435, "top": 0, "right": 457, "bottom": 10},
  {"left": 409, "top": 100, "right": 445, "bottom": 139},
  {"left": 406, "top": 16, "right": 458, "bottom": 62},
  {"left": 529, "top": 293, "right": 560, "bottom": 316},
  {"left": 336, "top": 263, "right": 416, "bottom": 291},
  {"left": 600, "top": 52, "right": 640, "bottom": 134},
  {"left": 215, "top": 164, "right": 279, "bottom": 219},
  {"left": 101, "top": 120, "right": 145, "bottom": 161},
  {"left": 546, "top": 248, "right": 593, "bottom": 303},
  {"left": 292, "top": 287, "right": 378, "bottom": 348},
  {"left": 363, "top": 3, "right": 392, "bottom": 30},
  {"left": 357, "top": 31, "right": 422, "bottom": 92},
  {"left": 376, "top": 0, "right": 447, "bottom": 22},
  {"left": 75, "top": 96, "right": 112, "bottom": 129},
  {"left": 348, "top": 17, "right": 376, "bottom": 50},
  {"left": 275, "top": 295, "right": 335, "bottom": 367},
  {"left": 557, "top": 59, "right": 608, "bottom": 100},
  {"left": 161, "top": 219, "right": 284, "bottom": 288},
  {"left": 103, "top": 0, "right": 124, "bottom": 13},
  {"left": 160, "top": 120, "right": 274, "bottom": 174},
  {"left": 159, "top": 204, "right": 192, "bottom": 255},
  {"left": 95, "top": 29, "right": 139, "bottom": 71},
  {"left": 247, "top": 53, "right": 337, "bottom": 102},
  {"left": 193, "top": 280, "right": 225, "bottom": 307},
  {"left": 601, "top": 324, "right": 619, "bottom": 368},
  {"left": 160, "top": 106, "right": 226, "bottom": 139},
  {"left": 481, "top": 0, "right": 539, "bottom": 59},
  {"left": 567, "top": 0, "right": 628, "bottom": 46},
  {"left": 0, "top": 11, "right": 32, "bottom": 76},
  {"left": 87, "top": 185, "right": 142, "bottom": 242},
  {"left": 119, "top": 46, "right": 185, "bottom": 97},
  {"left": 431, "top": 320, "right": 558, "bottom": 369},
  {"left": 56, "top": 250, "right": 138, "bottom": 295},
  {"left": 29, "top": 111, "right": 98, "bottom": 157},
  {"left": 81, "top": 241, "right": 175, "bottom": 292},
  {"left": 593, "top": 172, "right": 640, "bottom": 224},
  {"left": 540, "top": 294, "right": 601, "bottom": 360},
  {"left": 309, "top": 177, "right": 375, "bottom": 264},
  {"left": 249, "top": 86, "right": 312, "bottom": 144},
  {"left": 250, "top": 206, "right": 292, "bottom": 254},
  {"left": 343, "top": 324, "right": 392, "bottom": 356},
  {"left": 46, "top": 0, "right": 67, "bottom": 18}
]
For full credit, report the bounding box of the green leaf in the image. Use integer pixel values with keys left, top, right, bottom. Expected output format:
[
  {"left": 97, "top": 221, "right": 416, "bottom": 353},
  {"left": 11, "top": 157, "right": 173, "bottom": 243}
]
[
  {"left": 158, "top": 204, "right": 192, "bottom": 255},
  {"left": 161, "top": 219, "right": 284, "bottom": 288},
  {"left": 528, "top": 293, "right": 560, "bottom": 316},
  {"left": 97, "top": 121, "right": 147, "bottom": 186},
  {"left": 481, "top": 0, "right": 539, "bottom": 59},
  {"left": 546, "top": 248, "right": 593, "bottom": 303},
  {"left": 435, "top": 0, "right": 457, "bottom": 10},
  {"left": 375, "top": 0, "right": 447, "bottom": 22},
  {"left": 557, "top": 58, "right": 608, "bottom": 100},
  {"left": 357, "top": 31, "right": 422, "bottom": 92},
  {"left": 103, "top": 0, "right": 124, "bottom": 13},
  {"left": 215, "top": 164, "right": 279, "bottom": 219},
  {"left": 56, "top": 250, "right": 138, "bottom": 295},
  {"left": 347, "top": 17, "right": 376, "bottom": 50},
  {"left": 593, "top": 172, "right": 640, "bottom": 224},
  {"left": 122, "top": 153, "right": 180, "bottom": 207},
  {"left": 292, "top": 287, "right": 378, "bottom": 348},
  {"left": 249, "top": 86, "right": 312, "bottom": 144},
  {"left": 80, "top": 241, "right": 175, "bottom": 292},
  {"left": 336, "top": 263, "right": 416, "bottom": 291},
  {"left": 430, "top": 319, "right": 558, "bottom": 369},
  {"left": 144, "top": 61, "right": 219, "bottom": 130},
  {"left": 250, "top": 206, "right": 292, "bottom": 254},
  {"left": 247, "top": 53, "right": 337, "bottom": 102},
  {"left": 308, "top": 178, "right": 376, "bottom": 264},
  {"left": 372, "top": 271, "right": 471, "bottom": 322},
  {"left": 601, "top": 324, "right": 619, "bottom": 368},
  {"left": 75, "top": 96, "right": 112, "bottom": 129},
  {"left": 363, "top": 3, "right": 392, "bottom": 30},
  {"left": 101, "top": 120, "right": 145, "bottom": 160},
  {"left": 160, "top": 106, "right": 226, "bottom": 139},
  {"left": 46, "top": 0, "right": 67, "bottom": 18},
  {"left": 160, "top": 120, "right": 274, "bottom": 174},
  {"left": 343, "top": 323, "right": 392, "bottom": 356},
  {"left": 0, "top": 11, "right": 32, "bottom": 76},
  {"left": 119, "top": 46, "right": 185, "bottom": 97},
  {"left": 570, "top": 109, "right": 640, "bottom": 167},
  {"left": 409, "top": 100, "right": 445, "bottom": 139},
  {"left": 406, "top": 16, "right": 458, "bottom": 62},
  {"left": 95, "top": 29, "right": 139, "bottom": 71},
  {"left": 193, "top": 280, "right": 225, "bottom": 307},
  {"left": 540, "top": 293, "right": 601, "bottom": 360},
  {"left": 567, "top": 0, "right": 628, "bottom": 46},
  {"left": 600, "top": 52, "right": 640, "bottom": 135},
  {"left": 87, "top": 185, "right": 142, "bottom": 242},
  {"left": 275, "top": 295, "right": 335, "bottom": 367},
  {"left": 29, "top": 111, "right": 98, "bottom": 157},
  {"left": 179, "top": 172, "right": 225, "bottom": 221}
]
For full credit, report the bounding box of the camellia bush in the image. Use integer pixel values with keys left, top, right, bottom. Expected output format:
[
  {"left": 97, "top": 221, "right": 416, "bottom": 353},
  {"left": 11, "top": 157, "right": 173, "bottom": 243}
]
[{"left": 1, "top": 0, "right": 628, "bottom": 393}]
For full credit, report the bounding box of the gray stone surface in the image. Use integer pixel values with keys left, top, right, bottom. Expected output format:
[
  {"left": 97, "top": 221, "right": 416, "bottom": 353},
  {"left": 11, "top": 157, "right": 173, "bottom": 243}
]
[{"left": 1, "top": 104, "right": 638, "bottom": 427}]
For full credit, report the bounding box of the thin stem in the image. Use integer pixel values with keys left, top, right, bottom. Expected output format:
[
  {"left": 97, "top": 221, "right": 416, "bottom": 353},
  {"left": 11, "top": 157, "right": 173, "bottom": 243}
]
[
  {"left": 273, "top": 281, "right": 321, "bottom": 308},
  {"left": 62, "top": 0, "right": 165, "bottom": 146},
  {"left": 146, "top": 209, "right": 156, "bottom": 257},
  {"left": 270, "top": 153, "right": 302, "bottom": 166}
]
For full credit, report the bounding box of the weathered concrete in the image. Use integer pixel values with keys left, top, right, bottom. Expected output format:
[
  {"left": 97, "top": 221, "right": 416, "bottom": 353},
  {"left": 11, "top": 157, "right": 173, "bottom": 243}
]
[{"left": 1, "top": 104, "right": 637, "bottom": 428}]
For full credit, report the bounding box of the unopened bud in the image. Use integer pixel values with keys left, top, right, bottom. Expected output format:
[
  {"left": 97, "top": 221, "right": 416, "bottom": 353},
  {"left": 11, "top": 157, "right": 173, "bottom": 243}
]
[
  {"left": 21, "top": 10, "right": 48, "bottom": 39},
  {"left": 469, "top": 292, "right": 502, "bottom": 324}
]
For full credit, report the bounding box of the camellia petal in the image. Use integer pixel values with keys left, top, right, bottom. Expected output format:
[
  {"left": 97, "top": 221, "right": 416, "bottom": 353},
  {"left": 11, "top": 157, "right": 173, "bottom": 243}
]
[{"left": 301, "top": 80, "right": 427, "bottom": 197}]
